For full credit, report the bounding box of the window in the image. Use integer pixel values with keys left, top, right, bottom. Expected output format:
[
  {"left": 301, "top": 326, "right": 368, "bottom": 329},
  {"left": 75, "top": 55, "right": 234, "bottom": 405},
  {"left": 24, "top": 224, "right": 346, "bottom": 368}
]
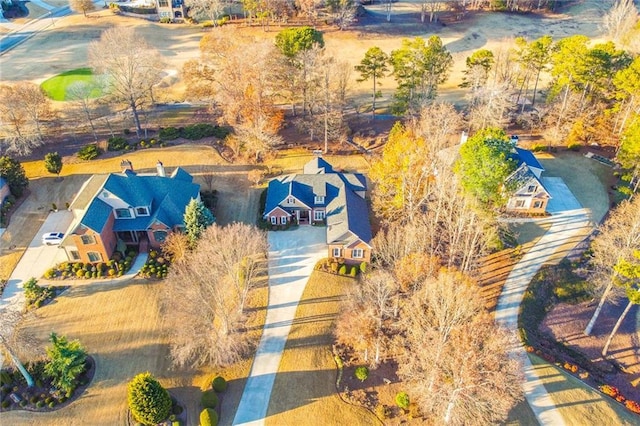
[
  {"left": 287, "top": 197, "right": 294, "bottom": 204},
  {"left": 70, "top": 251, "right": 81, "bottom": 261},
  {"left": 533, "top": 201, "right": 543, "bottom": 209},
  {"left": 270, "top": 216, "right": 277, "bottom": 225},
  {"left": 87, "top": 252, "right": 102, "bottom": 262},
  {"left": 280, "top": 216, "right": 287, "bottom": 225},
  {"left": 136, "top": 207, "right": 149, "bottom": 216},
  {"left": 314, "top": 210, "right": 325, "bottom": 221},
  {"left": 153, "top": 230, "right": 168, "bottom": 243},
  {"left": 515, "top": 200, "right": 526, "bottom": 208},
  {"left": 332, "top": 248, "right": 342, "bottom": 257},
  {"left": 158, "top": 0, "right": 169, "bottom": 7},
  {"left": 314, "top": 196, "right": 325, "bottom": 204},
  {"left": 352, "top": 249, "right": 364, "bottom": 259},
  {"left": 80, "top": 235, "right": 95, "bottom": 245},
  {"left": 527, "top": 185, "right": 537, "bottom": 193},
  {"left": 115, "top": 208, "right": 132, "bottom": 218}
]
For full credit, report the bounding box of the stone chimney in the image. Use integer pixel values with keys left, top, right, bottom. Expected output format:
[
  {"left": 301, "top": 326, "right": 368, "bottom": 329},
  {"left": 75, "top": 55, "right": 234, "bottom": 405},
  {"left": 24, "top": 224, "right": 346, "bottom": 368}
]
[
  {"left": 120, "top": 159, "right": 134, "bottom": 173},
  {"left": 156, "top": 160, "right": 166, "bottom": 177}
]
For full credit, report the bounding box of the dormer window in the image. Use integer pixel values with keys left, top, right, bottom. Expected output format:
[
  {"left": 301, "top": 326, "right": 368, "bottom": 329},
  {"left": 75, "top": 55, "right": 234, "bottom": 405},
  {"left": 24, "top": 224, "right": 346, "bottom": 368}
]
[
  {"left": 527, "top": 185, "right": 537, "bottom": 193},
  {"left": 287, "top": 197, "right": 294, "bottom": 204},
  {"left": 115, "top": 208, "right": 132, "bottom": 218},
  {"left": 136, "top": 207, "right": 149, "bottom": 216},
  {"left": 314, "top": 196, "right": 325, "bottom": 204}
]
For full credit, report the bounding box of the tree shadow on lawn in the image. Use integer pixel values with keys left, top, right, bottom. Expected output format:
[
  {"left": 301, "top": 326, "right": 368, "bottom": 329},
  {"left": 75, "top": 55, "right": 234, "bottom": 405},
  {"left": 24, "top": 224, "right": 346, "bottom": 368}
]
[{"left": 60, "top": 277, "right": 161, "bottom": 299}]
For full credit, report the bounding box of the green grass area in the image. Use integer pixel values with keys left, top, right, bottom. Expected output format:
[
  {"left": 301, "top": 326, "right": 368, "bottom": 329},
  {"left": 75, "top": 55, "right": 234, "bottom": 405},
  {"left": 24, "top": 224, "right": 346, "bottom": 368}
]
[{"left": 40, "top": 68, "right": 103, "bottom": 101}]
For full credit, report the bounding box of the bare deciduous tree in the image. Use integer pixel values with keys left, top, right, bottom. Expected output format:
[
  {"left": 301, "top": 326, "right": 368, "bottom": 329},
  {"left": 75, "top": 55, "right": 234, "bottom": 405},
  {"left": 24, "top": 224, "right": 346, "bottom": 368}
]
[
  {"left": 69, "top": 0, "right": 96, "bottom": 16},
  {"left": 164, "top": 224, "right": 266, "bottom": 368},
  {"left": 0, "top": 82, "right": 52, "bottom": 155},
  {"left": 584, "top": 196, "right": 640, "bottom": 335},
  {"left": 0, "top": 309, "right": 42, "bottom": 387},
  {"left": 89, "top": 28, "right": 164, "bottom": 138},
  {"left": 399, "top": 269, "right": 523, "bottom": 425},
  {"left": 66, "top": 80, "right": 105, "bottom": 142},
  {"left": 602, "top": 0, "right": 639, "bottom": 44}
]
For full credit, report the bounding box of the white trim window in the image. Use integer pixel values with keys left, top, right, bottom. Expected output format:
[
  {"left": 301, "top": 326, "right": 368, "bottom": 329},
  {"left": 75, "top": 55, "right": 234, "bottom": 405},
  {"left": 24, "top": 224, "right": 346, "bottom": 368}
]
[
  {"left": 280, "top": 216, "right": 287, "bottom": 225},
  {"left": 136, "top": 207, "right": 149, "bottom": 216},
  {"left": 515, "top": 200, "right": 526, "bottom": 208},
  {"left": 332, "top": 248, "right": 342, "bottom": 257},
  {"left": 352, "top": 248, "right": 364, "bottom": 259},
  {"left": 314, "top": 210, "right": 325, "bottom": 221},
  {"left": 115, "top": 208, "right": 132, "bottom": 218},
  {"left": 87, "top": 252, "right": 102, "bottom": 262},
  {"left": 270, "top": 216, "right": 277, "bottom": 225},
  {"left": 314, "top": 196, "right": 325, "bottom": 205},
  {"left": 287, "top": 197, "right": 295, "bottom": 204}
]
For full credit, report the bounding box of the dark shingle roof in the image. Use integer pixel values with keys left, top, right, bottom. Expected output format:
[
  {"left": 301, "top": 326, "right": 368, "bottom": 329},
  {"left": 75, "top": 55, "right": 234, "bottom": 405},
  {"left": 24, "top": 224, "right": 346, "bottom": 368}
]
[
  {"left": 514, "top": 147, "right": 544, "bottom": 171},
  {"left": 82, "top": 198, "right": 114, "bottom": 233},
  {"left": 505, "top": 163, "right": 549, "bottom": 195}
]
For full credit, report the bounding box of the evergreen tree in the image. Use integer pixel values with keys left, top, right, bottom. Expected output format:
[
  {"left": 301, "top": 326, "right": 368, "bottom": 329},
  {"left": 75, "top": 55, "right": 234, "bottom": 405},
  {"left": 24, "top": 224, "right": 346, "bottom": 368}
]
[
  {"left": 0, "top": 156, "right": 29, "bottom": 197},
  {"left": 127, "top": 372, "right": 172, "bottom": 426},
  {"left": 355, "top": 47, "right": 389, "bottom": 117},
  {"left": 44, "top": 152, "right": 63, "bottom": 177},
  {"left": 183, "top": 198, "right": 215, "bottom": 247},
  {"left": 44, "top": 332, "right": 87, "bottom": 394}
]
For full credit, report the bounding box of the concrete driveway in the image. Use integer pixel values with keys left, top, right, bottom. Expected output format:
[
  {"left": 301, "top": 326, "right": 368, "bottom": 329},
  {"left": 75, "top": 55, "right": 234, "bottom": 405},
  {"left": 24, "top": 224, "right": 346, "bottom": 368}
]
[
  {"left": 496, "top": 177, "right": 592, "bottom": 426},
  {"left": 233, "top": 226, "right": 327, "bottom": 426},
  {"left": 1, "top": 210, "right": 73, "bottom": 310}
]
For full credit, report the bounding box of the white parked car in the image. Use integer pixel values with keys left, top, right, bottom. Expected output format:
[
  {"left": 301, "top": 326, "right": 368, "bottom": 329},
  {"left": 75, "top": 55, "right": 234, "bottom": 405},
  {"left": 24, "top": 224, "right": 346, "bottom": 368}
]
[{"left": 42, "top": 232, "right": 64, "bottom": 246}]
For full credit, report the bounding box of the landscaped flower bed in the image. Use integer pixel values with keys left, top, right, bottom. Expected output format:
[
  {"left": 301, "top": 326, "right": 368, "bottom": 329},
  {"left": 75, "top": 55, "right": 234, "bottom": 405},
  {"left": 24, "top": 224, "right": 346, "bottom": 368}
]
[
  {"left": 315, "top": 259, "right": 366, "bottom": 278},
  {"left": 139, "top": 250, "right": 170, "bottom": 279},
  {"left": 43, "top": 249, "right": 137, "bottom": 280}
]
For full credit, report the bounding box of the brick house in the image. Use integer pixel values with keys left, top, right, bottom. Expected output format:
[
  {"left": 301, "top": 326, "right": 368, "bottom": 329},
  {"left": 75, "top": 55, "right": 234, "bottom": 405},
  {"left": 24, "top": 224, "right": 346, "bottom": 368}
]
[
  {"left": 263, "top": 158, "right": 372, "bottom": 264},
  {"left": 61, "top": 161, "right": 200, "bottom": 264}
]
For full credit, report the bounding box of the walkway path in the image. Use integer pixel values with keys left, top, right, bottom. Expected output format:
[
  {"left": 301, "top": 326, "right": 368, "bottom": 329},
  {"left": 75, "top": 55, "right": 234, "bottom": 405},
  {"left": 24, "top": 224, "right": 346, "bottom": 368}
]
[
  {"left": 233, "top": 227, "right": 327, "bottom": 425},
  {"left": 496, "top": 178, "right": 593, "bottom": 426}
]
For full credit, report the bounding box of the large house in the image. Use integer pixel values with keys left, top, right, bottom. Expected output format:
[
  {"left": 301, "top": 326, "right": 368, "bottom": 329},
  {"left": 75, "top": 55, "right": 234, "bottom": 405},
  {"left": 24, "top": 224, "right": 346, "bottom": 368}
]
[
  {"left": 263, "top": 158, "right": 373, "bottom": 264},
  {"left": 505, "top": 147, "right": 551, "bottom": 214},
  {"left": 154, "top": 0, "right": 185, "bottom": 20},
  {"left": 61, "top": 161, "right": 200, "bottom": 264}
]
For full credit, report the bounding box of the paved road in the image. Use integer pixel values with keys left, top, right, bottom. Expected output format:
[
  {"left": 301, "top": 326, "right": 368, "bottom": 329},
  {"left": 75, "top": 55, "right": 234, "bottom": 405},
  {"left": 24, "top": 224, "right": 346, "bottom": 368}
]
[
  {"left": 233, "top": 227, "right": 327, "bottom": 426},
  {"left": 496, "top": 179, "right": 593, "bottom": 426}
]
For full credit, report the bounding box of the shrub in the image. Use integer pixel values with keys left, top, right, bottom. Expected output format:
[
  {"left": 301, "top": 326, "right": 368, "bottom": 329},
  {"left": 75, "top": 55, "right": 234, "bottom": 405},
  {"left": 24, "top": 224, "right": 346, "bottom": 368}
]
[
  {"left": 159, "top": 127, "right": 180, "bottom": 140},
  {"left": 212, "top": 376, "right": 227, "bottom": 392},
  {"left": 159, "top": 17, "right": 173, "bottom": 23},
  {"left": 566, "top": 142, "right": 582, "bottom": 151},
  {"left": 181, "top": 123, "right": 230, "bottom": 140},
  {"left": 77, "top": 144, "right": 102, "bottom": 161},
  {"left": 200, "top": 408, "right": 218, "bottom": 426},
  {"left": 1, "top": 400, "right": 10, "bottom": 408},
  {"left": 107, "top": 136, "right": 129, "bottom": 151},
  {"left": 36, "top": 400, "right": 44, "bottom": 408},
  {"left": 338, "top": 265, "right": 347, "bottom": 275},
  {"left": 349, "top": 266, "right": 357, "bottom": 277},
  {"left": 531, "top": 143, "right": 547, "bottom": 152},
  {"left": 599, "top": 384, "right": 619, "bottom": 398},
  {"left": 374, "top": 404, "right": 390, "bottom": 419},
  {"left": 354, "top": 366, "right": 368, "bottom": 382},
  {"left": 127, "top": 372, "right": 172, "bottom": 425},
  {"left": 359, "top": 262, "right": 367, "bottom": 274},
  {"left": 395, "top": 391, "right": 410, "bottom": 410},
  {"left": 48, "top": 401, "right": 56, "bottom": 408},
  {"left": 200, "top": 389, "right": 218, "bottom": 409},
  {"left": 625, "top": 400, "right": 640, "bottom": 414}
]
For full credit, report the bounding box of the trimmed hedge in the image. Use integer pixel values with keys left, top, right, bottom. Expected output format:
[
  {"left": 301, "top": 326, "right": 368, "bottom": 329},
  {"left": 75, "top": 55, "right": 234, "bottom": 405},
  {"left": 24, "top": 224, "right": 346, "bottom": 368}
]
[
  {"left": 127, "top": 372, "right": 172, "bottom": 425},
  {"left": 200, "top": 389, "right": 218, "bottom": 409},
  {"left": 199, "top": 408, "right": 219, "bottom": 426},
  {"left": 77, "top": 144, "right": 102, "bottom": 160},
  {"left": 212, "top": 376, "right": 227, "bottom": 392}
]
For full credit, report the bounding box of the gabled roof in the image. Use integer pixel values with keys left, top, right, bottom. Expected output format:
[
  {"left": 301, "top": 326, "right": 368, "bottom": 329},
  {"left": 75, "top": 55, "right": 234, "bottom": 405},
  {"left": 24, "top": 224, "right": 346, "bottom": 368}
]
[
  {"left": 326, "top": 186, "right": 372, "bottom": 246},
  {"left": 303, "top": 157, "right": 334, "bottom": 174},
  {"left": 81, "top": 198, "right": 114, "bottom": 233},
  {"left": 513, "top": 147, "right": 544, "bottom": 171},
  {"left": 505, "top": 164, "right": 550, "bottom": 197},
  {"left": 75, "top": 169, "right": 200, "bottom": 234}
]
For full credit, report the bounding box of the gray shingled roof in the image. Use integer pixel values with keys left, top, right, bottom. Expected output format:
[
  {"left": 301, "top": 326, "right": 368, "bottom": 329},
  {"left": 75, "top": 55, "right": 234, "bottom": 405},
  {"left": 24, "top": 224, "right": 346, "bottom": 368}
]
[{"left": 505, "top": 163, "right": 549, "bottom": 196}]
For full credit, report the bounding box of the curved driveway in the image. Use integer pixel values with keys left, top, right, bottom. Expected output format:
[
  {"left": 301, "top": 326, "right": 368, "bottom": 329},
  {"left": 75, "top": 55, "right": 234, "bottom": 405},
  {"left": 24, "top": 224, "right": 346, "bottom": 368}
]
[
  {"left": 496, "top": 177, "right": 593, "bottom": 426},
  {"left": 233, "top": 226, "right": 327, "bottom": 425}
]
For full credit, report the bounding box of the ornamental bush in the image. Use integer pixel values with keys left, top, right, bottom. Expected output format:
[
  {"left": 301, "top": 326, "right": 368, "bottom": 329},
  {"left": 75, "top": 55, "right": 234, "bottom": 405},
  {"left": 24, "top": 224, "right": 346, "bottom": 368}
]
[
  {"left": 77, "top": 144, "right": 102, "bottom": 161},
  {"left": 107, "top": 136, "right": 129, "bottom": 151},
  {"left": 127, "top": 372, "right": 172, "bottom": 426},
  {"left": 395, "top": 391, "right": 410, "bottom": 410},
  {"left": 626, "top": 400, "right": 640, "bottom": 414},
  {"left": 159, "top": 127, "right": 180, "bottom": 140},
  {"left": 212, "top": 376, "right": 227, "bottom": 392},
  {"left": 599, "top": 384, "right": 619, "bottom": 398},
  {"left": 354, "top": 366, "right": 368, "bottom": 382},
  {"left": 200, "top": 389, "right": 218, "bottom": 409},
  {"left": 199, "top": 408, "right": 219, "bottom": 426},
  {"left": 338, "top": 265, "right": 347, "bottom": 275}
]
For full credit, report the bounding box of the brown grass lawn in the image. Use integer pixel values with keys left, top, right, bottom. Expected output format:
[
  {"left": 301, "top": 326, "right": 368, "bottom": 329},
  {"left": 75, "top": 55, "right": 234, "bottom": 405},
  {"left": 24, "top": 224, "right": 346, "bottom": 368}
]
[
  {"left": 1, "top": 275, "right": 267, "bottom": 426},
  {"left": 266, "top": 270, "right": 379, "bottom": 425},
  {"left": 529, "top": 355, "right": 639, "bottom": 426}
]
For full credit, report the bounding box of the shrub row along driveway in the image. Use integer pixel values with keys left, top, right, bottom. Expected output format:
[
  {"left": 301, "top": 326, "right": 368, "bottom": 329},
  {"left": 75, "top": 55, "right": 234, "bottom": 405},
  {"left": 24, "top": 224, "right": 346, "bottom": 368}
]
[{"left": 233, "top": 227, "right": 327, "bottom": 425}]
